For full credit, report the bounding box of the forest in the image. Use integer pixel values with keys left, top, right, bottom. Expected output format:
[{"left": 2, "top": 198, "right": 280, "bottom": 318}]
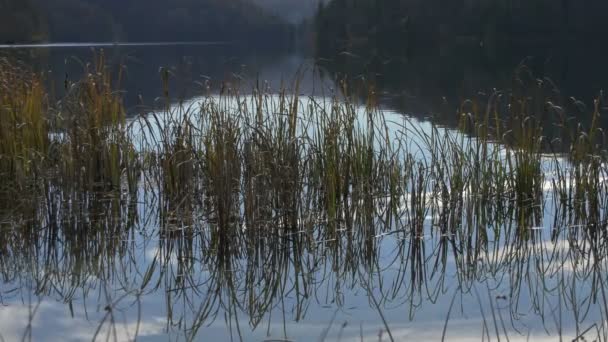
[
  {"left": 0, "top": 0, "right": 293, "bottom": 47},
  {"left": 314, "top": 0, "right": 608, "bottom": 58},
  {"left": 250, "top": 0, "right": 319, "bottom": 23}
]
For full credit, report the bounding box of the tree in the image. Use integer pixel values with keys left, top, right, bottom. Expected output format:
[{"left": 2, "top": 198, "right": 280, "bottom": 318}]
[{"left": 0, "top": 0, "right": 46, "bottom": 42}]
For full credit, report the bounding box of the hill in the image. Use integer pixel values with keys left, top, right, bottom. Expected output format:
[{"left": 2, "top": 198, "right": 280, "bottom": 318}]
[
  {"left": 0, "top": 0, "right": 46, "bottom": 43},
  {"left": 1, "top": 0, "right": 293, "bottom": 47},
  {"left": 249, "top": 0, "right": 320, "bottom": 23},
  {"left": 314, "top": 0, "right": 608, "bottom": 58}
]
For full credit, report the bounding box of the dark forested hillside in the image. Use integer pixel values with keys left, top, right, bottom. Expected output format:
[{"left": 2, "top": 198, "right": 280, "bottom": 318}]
[
  {"left": 1, "top": 0, "right": 293, "bottom": 47},
  {"left": 249, "top": 0, "right": 319, "bottom": 23},
  {"left": 93, "top": 0, "right": 292, "bottom": 45},
  {"left": 0, "top": 0, "right": 47, "bottom": 43},
  {"left": 313, "top": 0, "right": 608, "bottom": 131},
  {"left": 34, "top": 0, "right": 120, "bottom": 42},
  {"left": 314, "top": 0, "right": 608, "bottom": 59}
]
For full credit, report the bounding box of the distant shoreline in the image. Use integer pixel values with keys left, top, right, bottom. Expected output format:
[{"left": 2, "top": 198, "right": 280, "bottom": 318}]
[{"left": 0, "top": 41, "right": 235, "bottom": 49}]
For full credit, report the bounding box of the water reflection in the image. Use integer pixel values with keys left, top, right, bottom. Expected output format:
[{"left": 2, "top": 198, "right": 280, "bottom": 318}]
[
  {"left": 318, "top": 41, "right": 608, "bottom": 133},
  {"left": 1, "top": 186, "right": 606, "bottom": 341},
  {"left": 5, "top": 41, "right": 608, "bottom": 134},
  {"left": 0, "top": 44, "right": 320, "bottom": 109},
  {"left": 1, "top": 96, "right": 607, "bottom": 341}
]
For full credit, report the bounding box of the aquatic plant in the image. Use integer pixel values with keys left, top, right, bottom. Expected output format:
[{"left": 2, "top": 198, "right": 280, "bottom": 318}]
[{"left": 1, "top": 56, "right": 608, "bottom": 341}]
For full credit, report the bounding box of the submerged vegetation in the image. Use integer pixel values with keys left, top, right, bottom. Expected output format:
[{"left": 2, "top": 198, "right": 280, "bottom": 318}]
[{"left": 1, "top": 55, "right": 608, "bottom": 340}]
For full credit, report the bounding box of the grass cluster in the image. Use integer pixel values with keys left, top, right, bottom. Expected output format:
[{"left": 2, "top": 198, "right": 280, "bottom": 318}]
[
  {"left": 1, "top": 57, "right": 608, "bottom": 341},
  {"left": 0, "top": 58, "right": 607, "bottom": 238}
]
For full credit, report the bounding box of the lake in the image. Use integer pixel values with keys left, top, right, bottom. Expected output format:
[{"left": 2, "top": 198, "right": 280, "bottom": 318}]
[{"left": 0, "top": 42, "right": 608, "bottom": 342}]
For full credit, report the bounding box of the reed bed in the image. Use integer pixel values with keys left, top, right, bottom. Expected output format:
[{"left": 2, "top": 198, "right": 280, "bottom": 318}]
[
  {"left": 1, "top": 56, "right": 608, "bottom": 263},
  {"left": 1, "top": 56, "right": 608, "bottom": 258},
  {"left": 1, "top": 57, "right": 608, "bottom": 340}
]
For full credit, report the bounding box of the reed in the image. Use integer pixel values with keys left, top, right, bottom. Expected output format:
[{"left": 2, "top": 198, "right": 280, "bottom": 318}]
[
  {"left": 1, "top": 55, "right": 608, "bottom": 340},
  {"left": 1, "top": 57, "right": 607, "bottom": 238},
  {"left": 0, "top": 58, "right": 48, "bottom": 189}
]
